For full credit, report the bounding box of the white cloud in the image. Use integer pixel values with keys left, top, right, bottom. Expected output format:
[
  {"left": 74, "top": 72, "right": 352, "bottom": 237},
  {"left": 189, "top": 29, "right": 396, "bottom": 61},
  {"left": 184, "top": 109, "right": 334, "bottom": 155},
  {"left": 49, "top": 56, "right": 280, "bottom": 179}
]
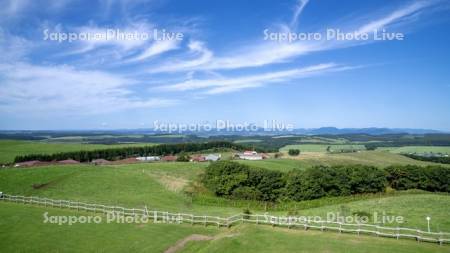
[
  {"left": 124, "top": 39, "right": 180, "bottom": 63},
  {"left": 0, "top": 63, "right": 178, "bottom": 115},
  {"left": 149, "top": 40, "right": 213, "bottom": 73},
  {"left": 290, "top": 0, "right": 309, "bottom": 29},
  {"left": 157, "top": 63, "right": 348, "bottom": 94},
  {"left": 356, "top": 1, "right": 433, "bottom": 35},
  {"left": 148, "top": 0, "right": 438, "bottom": 74}
]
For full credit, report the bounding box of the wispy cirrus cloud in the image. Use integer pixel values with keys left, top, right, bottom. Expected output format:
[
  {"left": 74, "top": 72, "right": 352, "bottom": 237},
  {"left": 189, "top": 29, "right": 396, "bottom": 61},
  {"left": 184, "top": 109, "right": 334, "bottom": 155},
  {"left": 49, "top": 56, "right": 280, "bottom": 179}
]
[
  {"left": 290, "top": 0, "right": 309, "bottom": 29},
  {"left": 148, "top": 40, "right": 213, "bottom": 73},
  {"left": 157, "top": 63, "right": 351, "bottom": 94},
  {"left": 0, "top": 63, "right": 178, "bottom": 115},
  {"left": 147, "top": 0, "right": 440, "bottom": 74},
  {"left": 124, "top": 39, "right": 180, "bottom": 63},
  {"left": 0, "top": 0, "right": 447, "bottom": 121}
]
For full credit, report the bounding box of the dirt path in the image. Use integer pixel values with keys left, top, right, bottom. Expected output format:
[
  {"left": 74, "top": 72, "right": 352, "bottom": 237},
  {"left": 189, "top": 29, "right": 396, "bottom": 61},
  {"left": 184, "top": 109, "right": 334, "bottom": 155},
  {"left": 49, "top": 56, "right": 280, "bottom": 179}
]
[{"left": 164, "top": 233, "right": 238, "bottom": 253}]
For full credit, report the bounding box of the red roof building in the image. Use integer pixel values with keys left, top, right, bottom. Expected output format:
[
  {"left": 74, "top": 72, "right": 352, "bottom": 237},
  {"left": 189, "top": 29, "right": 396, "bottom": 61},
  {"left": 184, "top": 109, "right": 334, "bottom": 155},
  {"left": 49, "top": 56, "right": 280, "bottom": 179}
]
[{"left": 162, "top": 155, "right": 177, "bottom": 162}]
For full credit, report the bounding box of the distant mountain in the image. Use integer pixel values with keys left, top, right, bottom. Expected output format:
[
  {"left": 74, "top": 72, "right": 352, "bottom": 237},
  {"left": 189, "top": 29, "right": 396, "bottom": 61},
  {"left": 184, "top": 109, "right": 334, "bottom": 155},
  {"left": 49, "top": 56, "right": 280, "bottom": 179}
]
[
  {"left": 298, "top": 127, "right": 444, "bottom": 135},
  {"left": 0, "top": 127, "right": 444, "bottom": 138}
]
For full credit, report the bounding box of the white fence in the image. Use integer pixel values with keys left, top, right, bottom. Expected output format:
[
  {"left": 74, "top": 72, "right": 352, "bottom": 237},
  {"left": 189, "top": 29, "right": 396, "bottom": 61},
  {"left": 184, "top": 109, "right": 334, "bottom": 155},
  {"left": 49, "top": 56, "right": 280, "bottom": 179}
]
[{"left": 1, "top": 193, "right": 449, "bottom": 245}]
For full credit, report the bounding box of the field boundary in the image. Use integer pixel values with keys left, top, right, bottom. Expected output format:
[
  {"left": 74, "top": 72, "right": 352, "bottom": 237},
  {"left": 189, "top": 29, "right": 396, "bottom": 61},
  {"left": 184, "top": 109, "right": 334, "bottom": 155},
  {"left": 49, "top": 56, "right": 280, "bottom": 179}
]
[{"left": 1, "top": 193, "right": 449, "bottom": 245}]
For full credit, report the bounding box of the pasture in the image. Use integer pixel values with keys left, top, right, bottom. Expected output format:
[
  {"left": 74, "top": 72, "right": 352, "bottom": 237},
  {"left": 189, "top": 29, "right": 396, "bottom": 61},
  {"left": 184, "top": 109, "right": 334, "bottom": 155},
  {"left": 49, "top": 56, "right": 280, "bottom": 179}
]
[
  {"left": 2, "top": 202, "right": 448, "bottom": 253},
  {"left": 0, "top": 140, "right": 156, "bottom": 164},
  {"left": 378, "top": 146, "right": 450, "bottom": 154},
  {"left": 280, "top": 144, "right": 366, "bottom": 153},
  {"left": 1, "top": 140, "right": 450, "bottom": 252},
  {"left": 1, "top": 163, "right": 449, "bottom": 231}
]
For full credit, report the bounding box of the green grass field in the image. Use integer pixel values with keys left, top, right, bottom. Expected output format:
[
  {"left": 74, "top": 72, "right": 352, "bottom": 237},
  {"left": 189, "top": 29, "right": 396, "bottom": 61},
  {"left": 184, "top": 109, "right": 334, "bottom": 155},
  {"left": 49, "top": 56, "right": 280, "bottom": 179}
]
[
  {"left": 280, "top": 144, "right": 366, "bottom": 153},
  {"left": 0, "top": 201, "right": 218, "bottom": 253},
  {"left": 378, "top": 146, "right": 450, "bottom": 154},
  {"left": 233, "top": 139, "right": 263, "bottom": 143},
  {"left": 181, "top": 225, "right": 449, "bottom": 253},
  {"left": 1, "top": 163, "right": 449, "bottom": 231},
  {"left": 1, "top": 140, "right": 450, "bottom": 252},
  {"left": 1, "top": 162, "right": 450, "bottom": 252},
  {"left": 239, "top": 151, "right": 447, "bottom": 171},
  {"left": 0, "top": 140, "right": 156, "bottom": 164},
  {"left": 1, "top": 202, "right": 448, "bottom": 253}
]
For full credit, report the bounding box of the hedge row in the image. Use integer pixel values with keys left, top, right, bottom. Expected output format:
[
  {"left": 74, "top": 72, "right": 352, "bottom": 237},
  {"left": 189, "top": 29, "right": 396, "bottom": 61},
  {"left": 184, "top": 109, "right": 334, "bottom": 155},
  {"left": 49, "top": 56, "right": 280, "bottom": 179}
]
[
  {"left": 14, "top": 141, "right": 250, "bottom": 163},
  {"left": 402, "top": 153, "right": 450, "bottom": 164},
  {"left": 202, "top": 161, "right": 450, "bottom": 202}
]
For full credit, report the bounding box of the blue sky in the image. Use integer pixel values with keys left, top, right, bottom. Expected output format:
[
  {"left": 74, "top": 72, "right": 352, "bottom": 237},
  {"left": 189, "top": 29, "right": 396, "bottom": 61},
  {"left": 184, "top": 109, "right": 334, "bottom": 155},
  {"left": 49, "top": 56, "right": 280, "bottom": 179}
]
[{"left": 0, "top": 0, "right": 450, "bottom": 130}]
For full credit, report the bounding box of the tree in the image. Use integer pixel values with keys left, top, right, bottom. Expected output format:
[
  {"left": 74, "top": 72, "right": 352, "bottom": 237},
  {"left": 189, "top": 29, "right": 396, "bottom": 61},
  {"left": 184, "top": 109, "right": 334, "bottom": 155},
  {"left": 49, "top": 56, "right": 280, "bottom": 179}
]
[
  {"left": 288, "top": 149, "right": 300, "bottom": 156},
  {"left": 176, "top": 152, "right": 190, "bottom": 162}
]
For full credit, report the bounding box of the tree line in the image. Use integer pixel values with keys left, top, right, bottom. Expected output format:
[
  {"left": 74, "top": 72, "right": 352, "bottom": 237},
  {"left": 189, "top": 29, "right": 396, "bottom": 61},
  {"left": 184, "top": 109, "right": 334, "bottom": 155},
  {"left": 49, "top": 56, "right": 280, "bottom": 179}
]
[
  {"left": 402, "top": 154, "right": 450, "bottom": 164},
  {"left": 201, "top": 161, "right": 450, "bottom": 202},
  {"left": 385, "top": 165, "right": 449, "bottom": 192},
  {"left": 14, "top": 141, "right": 253, "bottom": 163}
]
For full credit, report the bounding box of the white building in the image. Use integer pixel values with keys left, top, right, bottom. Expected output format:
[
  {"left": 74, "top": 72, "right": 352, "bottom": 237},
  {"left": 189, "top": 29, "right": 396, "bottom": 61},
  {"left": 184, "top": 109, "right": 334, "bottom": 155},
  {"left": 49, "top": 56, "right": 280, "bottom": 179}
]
[
  {"left": 204, "top": 154, "right": 221, "bottom": 161},
  {"left": 238, "top": 151, "right": 263, "bottom": 160},
  {"left": 136, "top": 156, "right": 160, "bottom": 162}
]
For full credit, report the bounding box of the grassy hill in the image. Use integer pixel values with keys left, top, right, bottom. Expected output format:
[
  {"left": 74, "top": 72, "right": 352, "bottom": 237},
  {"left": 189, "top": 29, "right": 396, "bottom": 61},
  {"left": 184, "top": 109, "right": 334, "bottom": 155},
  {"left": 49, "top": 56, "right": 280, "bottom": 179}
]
[
  {"left": 1, "top": 162, "right": 450, "bottom": 252},
  {"left": 1, "top": 163, "right": 449, "bottom": 231},
  {"left": 0, "top": 202, "right": 217, "bottom": 253},
  {"left": 0, "top": 202, "right": 448, "bottom": 253},
  {"left": 378, "top": 146, "right": 450, "bottom": 154},
  {"left": 0, "top": 140, "right": 156, "bottom": 164},
  {"left": 1, "top": 141, "right": 450, "bottom": 252},
  {"left": 280, "top": 144, "right": 366, "bottom": 153},
  {"left": 181, "top": 225, "right": 449, "bottom": 253},
  {"left": 239, "top": 151, "right": 446, "bottom": 171}
]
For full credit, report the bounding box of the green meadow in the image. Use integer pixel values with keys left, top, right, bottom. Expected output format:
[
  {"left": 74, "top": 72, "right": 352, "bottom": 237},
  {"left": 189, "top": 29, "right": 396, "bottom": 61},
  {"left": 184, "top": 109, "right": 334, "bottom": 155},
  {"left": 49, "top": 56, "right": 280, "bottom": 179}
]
[
  {"left": 378, "top": 146, "right": 450, "bottom": 154},
  {"left": 0, "top": 140, "right": 156, "bottom": 164},
  {"left": 280, "top": 144, "right": 366, "bottom": 152},
  {"left": 1, "top": 140, "right": 450, "bottom": 252},
  {"left": 1, "top": 163, "right": 449, "bottom": 231}
]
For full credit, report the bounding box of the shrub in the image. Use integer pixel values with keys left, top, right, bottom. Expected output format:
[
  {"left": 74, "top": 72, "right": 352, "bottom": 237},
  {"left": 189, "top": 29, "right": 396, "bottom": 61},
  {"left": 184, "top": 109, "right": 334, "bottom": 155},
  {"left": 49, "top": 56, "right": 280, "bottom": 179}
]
[{"left": 288, "top": 149, "right": 300, "bottom": 156}]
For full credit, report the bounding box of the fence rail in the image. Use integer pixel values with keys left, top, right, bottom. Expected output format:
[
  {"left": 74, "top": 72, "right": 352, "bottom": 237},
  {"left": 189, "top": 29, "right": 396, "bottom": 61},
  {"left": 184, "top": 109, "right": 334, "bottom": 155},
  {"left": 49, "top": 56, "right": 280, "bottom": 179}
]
[{"left": 1, "top": 193, "right": 449, "bottom": 245}]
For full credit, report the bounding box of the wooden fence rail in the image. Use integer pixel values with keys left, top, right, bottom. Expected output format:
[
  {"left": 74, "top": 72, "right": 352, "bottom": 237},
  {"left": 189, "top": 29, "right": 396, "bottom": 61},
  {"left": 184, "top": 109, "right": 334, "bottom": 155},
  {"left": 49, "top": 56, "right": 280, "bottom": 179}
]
[{"left": 1, "top": 193, "right": 449, "bottom": 245}]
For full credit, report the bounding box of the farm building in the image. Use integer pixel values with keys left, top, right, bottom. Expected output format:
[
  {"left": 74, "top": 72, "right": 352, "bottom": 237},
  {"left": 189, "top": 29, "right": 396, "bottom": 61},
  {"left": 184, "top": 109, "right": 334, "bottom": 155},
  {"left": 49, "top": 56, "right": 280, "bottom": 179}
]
[
  {"left": 136, "top": 156, "right": 160, "bottom": 162},
  {"left": 190, "top": 155, "right": 206, "bottom": 162},
  {"left": 161, "top": 155, "right": 177, "bottom": 162},
  {"left": 237, "top": 151, "right": 264, "bottom": 160},
  {"left": 190, "top": 154, "right": 221, "bottom": 162},
  {"left": 57, "top": 159, "right": 80, "bottom": 164},
  {"left": 14, "top": 160, "right": 42, "bottom": 167},
  {"left": 204, "top": 154, "right": 221, "bottom": 161}
]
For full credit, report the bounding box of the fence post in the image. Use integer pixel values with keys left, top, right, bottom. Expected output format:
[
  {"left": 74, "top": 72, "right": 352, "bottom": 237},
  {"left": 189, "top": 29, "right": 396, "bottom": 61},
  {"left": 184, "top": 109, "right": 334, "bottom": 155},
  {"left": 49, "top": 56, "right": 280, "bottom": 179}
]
[{"left": 6, "top": 193, "right": 450, "bottom": 246}]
